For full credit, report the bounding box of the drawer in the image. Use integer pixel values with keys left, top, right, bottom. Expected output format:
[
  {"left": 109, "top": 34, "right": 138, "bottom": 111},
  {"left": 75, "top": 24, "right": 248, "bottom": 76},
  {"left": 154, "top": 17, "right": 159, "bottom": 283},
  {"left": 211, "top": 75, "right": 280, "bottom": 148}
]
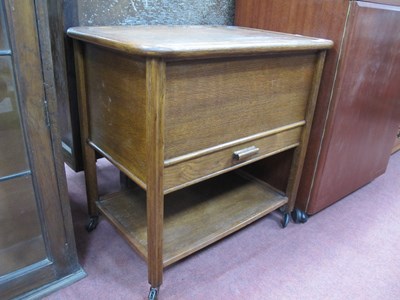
[
  {"left": 164, "top": 126, "right": 302, "bottom": 192},
  {"left": 164, "top": 53, "right": 317, "bottom": 159}
]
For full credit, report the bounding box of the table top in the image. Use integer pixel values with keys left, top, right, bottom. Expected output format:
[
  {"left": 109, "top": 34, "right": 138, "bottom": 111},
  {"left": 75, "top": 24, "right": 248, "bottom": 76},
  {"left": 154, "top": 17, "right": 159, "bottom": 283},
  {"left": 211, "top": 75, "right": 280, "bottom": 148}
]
[{"left": 67, "top": 25, "right": 333, "bottom": 59}]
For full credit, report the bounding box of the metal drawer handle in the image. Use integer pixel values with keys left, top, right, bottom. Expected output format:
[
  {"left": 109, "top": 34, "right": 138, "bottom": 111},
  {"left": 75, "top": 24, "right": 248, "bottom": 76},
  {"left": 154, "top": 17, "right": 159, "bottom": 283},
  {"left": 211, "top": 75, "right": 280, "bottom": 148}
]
[{"left": 233, "top": 146, "right": 259, "bottom": 161}]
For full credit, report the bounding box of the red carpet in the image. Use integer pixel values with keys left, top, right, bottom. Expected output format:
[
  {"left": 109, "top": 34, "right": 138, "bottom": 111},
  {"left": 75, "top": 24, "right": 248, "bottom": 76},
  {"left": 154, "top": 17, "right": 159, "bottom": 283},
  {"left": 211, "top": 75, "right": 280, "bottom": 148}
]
[{"left": 45, "top": 152, "right": 400, "bottom": 299}]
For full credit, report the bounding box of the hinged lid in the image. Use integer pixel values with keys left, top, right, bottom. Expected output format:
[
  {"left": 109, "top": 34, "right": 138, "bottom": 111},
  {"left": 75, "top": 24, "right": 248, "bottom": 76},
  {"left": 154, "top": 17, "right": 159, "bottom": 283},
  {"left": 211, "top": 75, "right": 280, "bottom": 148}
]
[{"left": 67, "top": 25, "right": 333, "bottom": 59}]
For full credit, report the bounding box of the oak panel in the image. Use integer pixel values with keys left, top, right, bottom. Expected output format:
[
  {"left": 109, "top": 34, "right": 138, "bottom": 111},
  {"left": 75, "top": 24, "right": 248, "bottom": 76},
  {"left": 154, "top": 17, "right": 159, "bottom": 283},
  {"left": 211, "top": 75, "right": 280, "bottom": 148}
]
[
  {"left": 85, "top": 44, "right": 147, "bottom": 183},
  {"left": 165, "top": 54, "right": 316, "bottom": 158}
]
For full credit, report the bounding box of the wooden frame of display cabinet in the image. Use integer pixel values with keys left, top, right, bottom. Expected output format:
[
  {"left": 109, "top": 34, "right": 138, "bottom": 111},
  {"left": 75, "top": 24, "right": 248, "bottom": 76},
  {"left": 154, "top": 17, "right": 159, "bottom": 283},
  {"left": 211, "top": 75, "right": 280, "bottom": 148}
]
[
  {"left": 0, "top": 1, "right": 85, "bottom": 299},
  {"left": 68, "top": 25, "right": 332, "bottom": 299}
]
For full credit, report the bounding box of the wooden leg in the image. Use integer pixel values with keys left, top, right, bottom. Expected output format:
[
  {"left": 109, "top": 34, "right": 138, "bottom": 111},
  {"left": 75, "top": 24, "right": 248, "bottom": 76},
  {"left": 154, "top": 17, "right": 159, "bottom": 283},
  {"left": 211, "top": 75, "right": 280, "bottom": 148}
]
[
  {"left": 145, "top": 57, "right": 166, "bottom": 292},
  {"left": 82, "top": 142, "right": 98, "bottom": 217},
  {"left": 82, "top": 142, "right": 99, "bottom": 232},
  {"left": 146, "top": 190, "right": 164, "bottom": 291},
  {"left": 73, "top": 40, "right": 99, "bottom": 226}
]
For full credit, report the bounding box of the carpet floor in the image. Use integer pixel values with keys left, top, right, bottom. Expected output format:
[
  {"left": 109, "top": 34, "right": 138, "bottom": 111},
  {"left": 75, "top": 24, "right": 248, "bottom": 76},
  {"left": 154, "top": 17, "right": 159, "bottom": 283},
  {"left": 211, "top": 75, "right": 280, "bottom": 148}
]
[{"left": 45, "top": 151, "right": 400, "bottom": 300}]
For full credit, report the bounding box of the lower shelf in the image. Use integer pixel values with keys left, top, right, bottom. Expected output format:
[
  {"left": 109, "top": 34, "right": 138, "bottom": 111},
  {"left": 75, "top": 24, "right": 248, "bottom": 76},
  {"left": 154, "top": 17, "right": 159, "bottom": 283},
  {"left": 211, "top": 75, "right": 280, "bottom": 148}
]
[{"left": 97, "top": 171, "right": 288, "bottom": 267}]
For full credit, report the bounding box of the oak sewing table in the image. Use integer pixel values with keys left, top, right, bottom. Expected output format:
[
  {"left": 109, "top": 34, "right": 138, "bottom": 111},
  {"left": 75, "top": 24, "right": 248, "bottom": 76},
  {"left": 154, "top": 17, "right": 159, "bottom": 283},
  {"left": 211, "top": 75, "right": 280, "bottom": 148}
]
[{"left": 67, "top": 25, "right": 332, "bottom": 299}]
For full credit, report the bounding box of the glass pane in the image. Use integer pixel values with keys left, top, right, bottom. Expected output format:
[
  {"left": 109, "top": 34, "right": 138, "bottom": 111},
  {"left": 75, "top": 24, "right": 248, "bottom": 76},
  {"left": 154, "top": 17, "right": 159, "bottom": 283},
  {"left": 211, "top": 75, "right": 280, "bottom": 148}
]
[
  {"left": 0, "top": 56, "right": 29, "bottom": 178},
  {"left": 0, "top": 3, "right": 9, "bottom": 50},
  {"left": 0, "top": 175, "right": 46, "bottom": 276}
]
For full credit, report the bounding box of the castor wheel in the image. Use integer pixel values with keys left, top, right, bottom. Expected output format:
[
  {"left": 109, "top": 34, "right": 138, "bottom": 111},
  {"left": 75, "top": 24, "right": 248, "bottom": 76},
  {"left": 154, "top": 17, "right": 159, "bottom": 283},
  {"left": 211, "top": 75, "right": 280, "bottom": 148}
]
[
  {"left": 148, "top": 287, "right": 159, "bottom": 300},
  {"left": 86, "top": 215, "right": 99, "bottom": 232},
  {"left": 281, "top": 212, "right": 290, "bottom": 228},
  {"left": 291, "top": 208, "right": 308, "bottom": 224}
]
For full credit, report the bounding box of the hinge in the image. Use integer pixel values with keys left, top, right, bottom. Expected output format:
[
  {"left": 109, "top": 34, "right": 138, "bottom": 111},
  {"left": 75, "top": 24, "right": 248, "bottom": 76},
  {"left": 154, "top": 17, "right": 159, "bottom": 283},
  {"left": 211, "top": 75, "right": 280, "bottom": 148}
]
[{"left": 43, "top": 99, "right": 51, "bottom": 128}]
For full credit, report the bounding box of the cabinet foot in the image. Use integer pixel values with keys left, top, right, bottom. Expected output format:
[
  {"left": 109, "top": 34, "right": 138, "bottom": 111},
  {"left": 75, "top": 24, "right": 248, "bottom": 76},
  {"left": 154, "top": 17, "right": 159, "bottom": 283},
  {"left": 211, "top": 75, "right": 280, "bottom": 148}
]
[
  {"left": 291, "top": 208, "right": 308, "bottom": 224},
  {"left": 86, "top": 215, "right": 99, "bottom": 232},
  {"left": 148, "top": 287, "right": 159, "bottom": 300}
]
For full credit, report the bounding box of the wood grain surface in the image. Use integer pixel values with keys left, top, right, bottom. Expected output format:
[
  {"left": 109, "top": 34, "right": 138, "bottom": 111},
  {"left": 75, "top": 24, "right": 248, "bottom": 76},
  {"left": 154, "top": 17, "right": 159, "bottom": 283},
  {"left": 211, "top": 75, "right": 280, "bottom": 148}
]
[
  {"left": 165, "top": 54, "right": 317, "bottom": 158},
  {"left": 84, "top": 44, "right": 148, "bottom": 185},
  {"left": 164, "top": 127, "right": 302, "bottom": 192},
  {"left": 97, "top": 171, "right": 287, "bottom": 267},
  {"left": 69, "top": 25, "right": 330, "bottom": 293},
  {"left": 67, "top": 25, "right": 332, "bottom": 58},
  {"left": 236, "top": 0, "right": 400, "bottom": 214}
]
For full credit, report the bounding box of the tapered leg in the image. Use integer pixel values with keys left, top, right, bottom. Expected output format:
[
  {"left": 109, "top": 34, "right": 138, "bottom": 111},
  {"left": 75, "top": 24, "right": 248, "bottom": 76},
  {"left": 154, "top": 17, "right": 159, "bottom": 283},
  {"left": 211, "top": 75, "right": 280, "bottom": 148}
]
[
  {"left": 73, "top": 40, "right": 99, "bottom": 230},
  {"left": 146, "top": 189, "right": 163, "bottom": 294},
  {"left": 82, "top": 142, "right": 99, "bottom": 231},
  {"left": 145, "top": 57, "right": 166, "bottom": 293}
]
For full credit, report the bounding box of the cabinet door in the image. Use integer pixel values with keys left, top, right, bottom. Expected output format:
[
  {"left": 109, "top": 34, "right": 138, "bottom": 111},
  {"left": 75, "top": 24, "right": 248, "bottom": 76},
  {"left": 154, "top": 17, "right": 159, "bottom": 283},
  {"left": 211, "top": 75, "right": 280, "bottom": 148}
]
[
  {"left": 310, "top": 1, "right": 400, "bottom": 210},
  {"left": 0, "top": 54, "right": 47, "bottom": 277},
  {"left": 0, "top": 1, "right": 84, "bottom": 299},
  {"left": 235, "top": 0, "right": 351, "bottom": 210}
]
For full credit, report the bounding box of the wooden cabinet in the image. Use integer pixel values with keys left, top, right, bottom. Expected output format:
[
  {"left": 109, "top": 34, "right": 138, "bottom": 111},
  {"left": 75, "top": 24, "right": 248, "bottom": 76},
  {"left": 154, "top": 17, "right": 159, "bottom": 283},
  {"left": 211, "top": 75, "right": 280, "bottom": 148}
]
[
  {"left": 0, "top": 1, "right": 84, "bottom": 299},
  {"left": 46, "top": 1, "right": 83, "bottom": 171},
  {"left": 68, "top": 25, "right": 331, "bottom": 297},
  {"left": 236, "top": 0, "right": 400, "bottom": 215}
]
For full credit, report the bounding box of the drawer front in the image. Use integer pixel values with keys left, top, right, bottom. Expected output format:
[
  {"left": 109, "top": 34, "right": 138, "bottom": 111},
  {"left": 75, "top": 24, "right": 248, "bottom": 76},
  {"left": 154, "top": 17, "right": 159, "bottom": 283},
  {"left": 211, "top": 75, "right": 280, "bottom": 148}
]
[
  {"left": 164, "top": 126, "right": 302, "bottom": 192},
  {"left": 165, "top": 53, "right": 317, "bottom": 159}
]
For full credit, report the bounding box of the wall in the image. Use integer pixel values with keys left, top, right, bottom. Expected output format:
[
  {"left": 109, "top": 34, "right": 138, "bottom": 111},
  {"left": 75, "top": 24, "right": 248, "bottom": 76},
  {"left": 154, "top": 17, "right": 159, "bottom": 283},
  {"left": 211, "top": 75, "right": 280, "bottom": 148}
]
[{"left": 76, "top": 0, "right": 235, "bottom": 26}]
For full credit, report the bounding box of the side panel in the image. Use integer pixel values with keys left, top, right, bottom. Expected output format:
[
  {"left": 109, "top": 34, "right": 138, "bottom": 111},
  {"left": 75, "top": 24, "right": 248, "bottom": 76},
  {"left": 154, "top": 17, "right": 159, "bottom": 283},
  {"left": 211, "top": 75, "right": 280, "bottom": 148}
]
[{"left": 85, "top": 44, "right": 147, "bottom": 183}]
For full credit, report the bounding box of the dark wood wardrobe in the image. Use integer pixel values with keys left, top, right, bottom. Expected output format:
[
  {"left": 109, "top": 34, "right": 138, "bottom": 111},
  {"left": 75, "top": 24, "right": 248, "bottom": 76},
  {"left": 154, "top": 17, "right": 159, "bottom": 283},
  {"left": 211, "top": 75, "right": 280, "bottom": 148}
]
[{"left": 235, "top": 0, "right": 400, "bottom": 215}]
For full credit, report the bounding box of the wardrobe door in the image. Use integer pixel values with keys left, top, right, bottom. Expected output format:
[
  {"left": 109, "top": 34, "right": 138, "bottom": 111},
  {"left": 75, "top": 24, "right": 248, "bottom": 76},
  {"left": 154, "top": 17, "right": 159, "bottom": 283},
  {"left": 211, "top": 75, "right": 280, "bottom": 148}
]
[
  {"left": 236, "top": 0, "right": 400, "bottom": 214},
  {"left": 0, "top": 1, "right": 84, "bottom": 299},
  {"left": 235, "top": 0, "right": 350, "bottom": 212},
  {"left": 309, "top": 1, "right": 400, "bottom": 212}
]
